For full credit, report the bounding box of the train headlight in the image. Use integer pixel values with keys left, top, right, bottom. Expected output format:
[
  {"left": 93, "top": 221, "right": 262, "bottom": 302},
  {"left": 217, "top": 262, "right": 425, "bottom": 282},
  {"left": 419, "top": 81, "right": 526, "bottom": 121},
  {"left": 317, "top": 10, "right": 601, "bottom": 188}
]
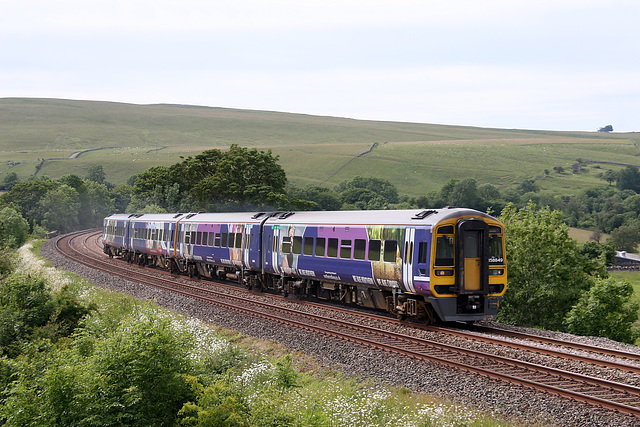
[
  {"left": 435, "top": 269, "right": 454, "bottom": 276},
  {"left": 489, "top": 269, "right": 504, "bottom": 276}
]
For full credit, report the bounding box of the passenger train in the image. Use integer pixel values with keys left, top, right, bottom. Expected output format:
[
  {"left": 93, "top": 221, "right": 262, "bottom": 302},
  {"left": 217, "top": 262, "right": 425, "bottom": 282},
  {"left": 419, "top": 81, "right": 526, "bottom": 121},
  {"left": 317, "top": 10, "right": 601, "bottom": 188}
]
[{"left": 103, "top": 208, "right": 507, "bottom": 323}]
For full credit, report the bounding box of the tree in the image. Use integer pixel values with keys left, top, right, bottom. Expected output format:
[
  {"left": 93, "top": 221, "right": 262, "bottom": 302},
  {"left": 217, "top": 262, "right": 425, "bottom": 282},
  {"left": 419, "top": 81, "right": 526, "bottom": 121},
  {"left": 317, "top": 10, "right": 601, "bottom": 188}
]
[
  {"left": 0, "top": 178, "right": 60, "bottom": 229},
  {"left": 438, "top": 178, "right": 483, "bottom": 210},
  {"left": 0, "top": 207, "right": 29, "bottom": 248},
  {"left": 185, "top": 145, "right": 287, "bottom": 210},
  {"left": 564, "top": 277, "right": 639, "bottom": 344},
  {"left": 607, "top": 224, "right": 640, "bottom": 252},
  {"left": 86, "top": 164, "right": 107, "bottom": 185},
  {"left": 498, "top": 202, "right": 602, "bottom": 330},
  {"left": 1, "top": 172, "right": 19, "bottom": 191},
  {"left": 335, "top": 176, "right": 399, "bottom": 205},
  {"left": 0, "top": 274, "right": 55, "bottom": 353},
  {"left": 287, "top": 186, "right": 342, "bottom": 211},
  {"left": 602, "top": 169, "right": 617, "bottom": 186},
  {"left": 40, "top": 184, "right": 81, "bottom": 233},
  {"left": 616, "top": 165, "right": 640, "bottom": 192},
  {"left": 83, "top": 181, "right": 115, "bottom": 228},
  {"left": 598, "top": 125, "right": 613, "bottom": 132}
]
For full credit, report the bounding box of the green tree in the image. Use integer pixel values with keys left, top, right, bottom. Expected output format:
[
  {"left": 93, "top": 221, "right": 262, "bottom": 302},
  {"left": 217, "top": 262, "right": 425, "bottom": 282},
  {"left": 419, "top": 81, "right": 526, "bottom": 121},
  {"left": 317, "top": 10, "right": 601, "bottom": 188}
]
[
  {"left": 616, "top": 165, "right": 640, "bottom": 192},
  {"left": 40, "top": 184, "right": 81, "bottom": 233},
  {"left": 185, "top": 145, "right": 287, "bottom": 210},
  {"left": 0, "top": 207, "right": 29, "bottom": 248},
  {"left": 110, "top": 184, "right": 133, "bottom": 213},
  {"left": 82, "top": 181, "right": 115, "bottom": 228},
  {"left": 1, "top": 172, "right": 19, "bottom": 191},
  {"left": 564, "top": 277, "right": 640, "bottom": 344},
  {"left": 86, "top": 164, "right": 107, "bottom": 185},
  {"left": 498, "top": 202, "right": 601, "bottom": 330},
  {"left": 608, "top": 224, "right": 640, "bottom": 252},
  {"left": 0, "top": 275, "right": 54, "bottom": 353},
  {"left": 335, "top": 176, "right": 399, "bottom": 205},
  {"left": 0, "top": 178, "right": 60, "bottom": 230},
  {"left": 287, "top": 186, "right": 342, "bottom": 211}
]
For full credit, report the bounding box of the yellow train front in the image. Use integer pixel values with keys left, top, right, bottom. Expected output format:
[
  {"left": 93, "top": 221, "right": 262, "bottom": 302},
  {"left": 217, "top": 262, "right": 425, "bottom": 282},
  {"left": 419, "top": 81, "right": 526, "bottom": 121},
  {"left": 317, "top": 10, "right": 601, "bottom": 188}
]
[{"left": 420, "top": 208, "right": 507, "bottom": 323}]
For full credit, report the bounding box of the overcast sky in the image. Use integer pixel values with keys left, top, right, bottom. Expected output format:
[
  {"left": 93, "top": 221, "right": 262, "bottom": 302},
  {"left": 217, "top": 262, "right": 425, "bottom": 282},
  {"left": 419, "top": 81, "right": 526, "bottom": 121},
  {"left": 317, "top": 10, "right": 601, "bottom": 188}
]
[{"left": 1, "top": 0, "right": 638, "bottom": 132}]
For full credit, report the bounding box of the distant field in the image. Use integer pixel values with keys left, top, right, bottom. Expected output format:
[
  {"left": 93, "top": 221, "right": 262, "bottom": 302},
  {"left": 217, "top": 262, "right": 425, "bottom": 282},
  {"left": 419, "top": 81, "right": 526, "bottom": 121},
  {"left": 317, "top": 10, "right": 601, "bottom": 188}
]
[{"left": 1, "top": 98, "right": 638, "bottom": 197}]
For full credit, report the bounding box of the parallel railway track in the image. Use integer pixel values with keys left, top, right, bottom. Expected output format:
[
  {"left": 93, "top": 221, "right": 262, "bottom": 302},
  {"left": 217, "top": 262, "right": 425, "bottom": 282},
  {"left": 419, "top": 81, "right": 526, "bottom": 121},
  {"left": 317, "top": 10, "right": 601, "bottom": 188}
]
[{"left": 55, "top": 229, "right": 640, "bottom": 419}]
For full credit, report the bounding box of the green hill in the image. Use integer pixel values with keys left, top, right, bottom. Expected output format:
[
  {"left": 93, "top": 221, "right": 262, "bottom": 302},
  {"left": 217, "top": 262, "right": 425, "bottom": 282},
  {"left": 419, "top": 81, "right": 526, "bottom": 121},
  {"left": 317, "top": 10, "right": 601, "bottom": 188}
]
[{"left": 1, "top": 97, "right": 637, "bottom": 197}]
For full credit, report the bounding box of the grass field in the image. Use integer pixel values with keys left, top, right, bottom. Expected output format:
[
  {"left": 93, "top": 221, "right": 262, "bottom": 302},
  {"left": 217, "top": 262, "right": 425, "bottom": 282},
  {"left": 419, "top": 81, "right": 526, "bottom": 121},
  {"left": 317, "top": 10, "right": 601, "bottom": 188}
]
[{"left": 1, "top": 98, "right": 639, "bottom": 197}]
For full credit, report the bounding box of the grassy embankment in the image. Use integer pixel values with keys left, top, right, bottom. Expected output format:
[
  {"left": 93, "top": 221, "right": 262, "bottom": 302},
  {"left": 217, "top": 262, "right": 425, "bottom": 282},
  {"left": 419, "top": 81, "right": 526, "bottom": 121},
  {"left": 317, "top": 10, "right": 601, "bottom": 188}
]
[{"left": 1, "top": 98, "right": 638, "bottom": 198}]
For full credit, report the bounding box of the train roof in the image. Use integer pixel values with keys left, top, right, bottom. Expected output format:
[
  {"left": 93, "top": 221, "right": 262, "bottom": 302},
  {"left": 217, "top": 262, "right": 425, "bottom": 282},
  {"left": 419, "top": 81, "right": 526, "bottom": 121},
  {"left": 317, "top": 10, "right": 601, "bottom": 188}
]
[
  {"left": 105, "top": 208, "right": 500, "bottom": 227},
  {"left": 261, "top": 208, "right": 498, "bottom": 226}
]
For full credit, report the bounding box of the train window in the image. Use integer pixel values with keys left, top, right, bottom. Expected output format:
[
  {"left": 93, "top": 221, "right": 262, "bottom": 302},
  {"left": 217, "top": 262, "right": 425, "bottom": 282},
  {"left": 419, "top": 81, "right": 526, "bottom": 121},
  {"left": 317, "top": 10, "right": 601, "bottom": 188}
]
[
  {"left": 282, "top": 236, "right": 292, "bottom": 253},
  {"left": 327, "top": 238, "right": 338, "bottom": 258},
  {"left": 418, "top": 242, "right": 428, "bottom": 264},
  {"left": 383, "top": 240, "right": 397, "bottom": 263},
  {"left": 438, "top": 225, "right": 454, "bottom": 234},
  {"left": 368, "top": 239, "right": 381, "bottom": 261},
  {"left": 235, "top": 233, "right": 242, "bottom": 248},
  {"left": 315, "top": 237, "right": 326, "bottom": 257},
  {"left": 354, "top": 239, "right": 366, "bottom": 260},
  {"left": 464, "top": 232, "right": 480, "bottom": 258},
  {"left": 340, "top": 240, "right": 352, "bottom": 259},
  {"left": 196, "top": 231, "right": 202, "bottom": 245},
  {"left": 293, "top": 236, "right": 302, "bottom": 254},
  {"left": 191, "top": 231, "right": 197, "bottom": 245},
  {"left": 435, "top": 236, "right": 454, "bottom": 266},
  {"left": 304, "top": 237, "right": 314, "bottom": 255},
  {"left": 184, "top": 232, "right": 191, "bottom": 245},
  {"left": 489, "top": 235, "right": 504, "bottom": 264},
  {"left": 221, "top": 232, "right": 228, "bottom": 247},
  {"left": 208, "top": 232, "right": 214, "bottom": 246}
]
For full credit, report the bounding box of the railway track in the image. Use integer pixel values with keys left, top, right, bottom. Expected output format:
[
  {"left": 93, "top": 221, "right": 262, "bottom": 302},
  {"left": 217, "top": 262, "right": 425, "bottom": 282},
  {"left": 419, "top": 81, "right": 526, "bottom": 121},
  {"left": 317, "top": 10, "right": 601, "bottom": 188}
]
[{"left": 55, "top": 229, "right": 640, "bottom": 419}]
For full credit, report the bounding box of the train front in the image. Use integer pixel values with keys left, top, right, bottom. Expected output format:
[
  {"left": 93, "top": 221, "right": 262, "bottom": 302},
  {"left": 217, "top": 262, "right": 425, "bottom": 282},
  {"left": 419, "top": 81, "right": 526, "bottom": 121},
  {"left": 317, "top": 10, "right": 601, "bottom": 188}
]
[{"left": 426, "top": 210, "right": 507, "bottom": 323}]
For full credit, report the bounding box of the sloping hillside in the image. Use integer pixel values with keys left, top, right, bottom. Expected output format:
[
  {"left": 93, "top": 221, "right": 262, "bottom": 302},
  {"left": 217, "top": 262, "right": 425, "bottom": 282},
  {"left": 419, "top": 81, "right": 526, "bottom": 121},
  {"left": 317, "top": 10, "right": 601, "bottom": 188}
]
[{"left": 1, "top": 98, "right": 636, "bottom": 196}]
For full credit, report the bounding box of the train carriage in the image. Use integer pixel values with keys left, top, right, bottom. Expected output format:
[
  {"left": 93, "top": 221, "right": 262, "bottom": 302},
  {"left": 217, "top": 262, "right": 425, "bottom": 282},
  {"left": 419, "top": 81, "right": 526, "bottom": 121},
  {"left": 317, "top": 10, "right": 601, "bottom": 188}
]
[{"left": 174, "top": 212, "right": 264, "bottom": 280}]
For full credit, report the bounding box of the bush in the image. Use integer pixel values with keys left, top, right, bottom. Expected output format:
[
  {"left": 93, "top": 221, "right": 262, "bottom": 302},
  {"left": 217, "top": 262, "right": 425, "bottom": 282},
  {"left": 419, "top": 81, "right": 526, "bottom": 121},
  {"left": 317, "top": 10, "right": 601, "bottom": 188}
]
[{"left": 564, "top": 277, "right": 640, "bottom": 344}]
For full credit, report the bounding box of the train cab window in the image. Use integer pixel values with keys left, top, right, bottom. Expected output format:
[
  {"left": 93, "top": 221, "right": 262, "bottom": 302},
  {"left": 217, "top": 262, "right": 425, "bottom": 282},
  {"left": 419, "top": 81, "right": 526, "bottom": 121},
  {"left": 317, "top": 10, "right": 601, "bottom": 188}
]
[
  {"left": 368, "top": 239, "right": 381, "bottom": 261},
  {"left": 354, "top": 239, "right": 366, "bottom": 260},
  {"left": 282, "top": 236, "right": 292, "bottom": 253},
  {"left": 383, "top": 240, "right": 398, "bottom": 263},
  {"left": 327, "top": 238, "right": 338, "bottom": 258},
  {"left": 304, "top": 237, "right": 314, "bottom": 255},
  {"left": 489, "top": 234, "right": 504, "bottom": 264},
  {"left": 435, "top": 236, "right": 454, "bottom": 266},
  {"left": 340, "top": 240, "right": 352, "bottom": 259},
  {"left": 293, "top": 236, "right": 302, "bottom": 254},
  {"left": 315, "top": 237, "right": 326, "bottom": 257}
]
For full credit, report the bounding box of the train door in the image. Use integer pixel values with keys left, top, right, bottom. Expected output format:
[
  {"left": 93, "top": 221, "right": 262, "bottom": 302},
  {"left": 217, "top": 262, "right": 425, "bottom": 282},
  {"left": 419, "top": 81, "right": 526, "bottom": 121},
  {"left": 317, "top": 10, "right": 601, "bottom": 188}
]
[
  {"left": 402, "top": 227, "right": 416, "bottom": 292},
  {"left": 456, "top": 219, "right": 489, "bottom": 294}
]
